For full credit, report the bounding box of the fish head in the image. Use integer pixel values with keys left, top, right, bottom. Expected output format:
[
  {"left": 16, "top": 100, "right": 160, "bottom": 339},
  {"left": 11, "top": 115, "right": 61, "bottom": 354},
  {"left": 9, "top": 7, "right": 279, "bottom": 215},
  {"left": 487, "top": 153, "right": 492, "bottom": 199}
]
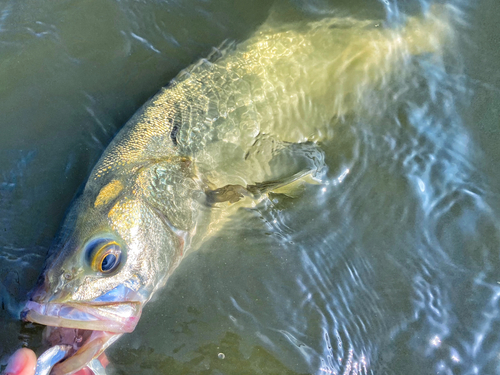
[{"left": 22, "top": 171, "right": 188, "bottom": 374}]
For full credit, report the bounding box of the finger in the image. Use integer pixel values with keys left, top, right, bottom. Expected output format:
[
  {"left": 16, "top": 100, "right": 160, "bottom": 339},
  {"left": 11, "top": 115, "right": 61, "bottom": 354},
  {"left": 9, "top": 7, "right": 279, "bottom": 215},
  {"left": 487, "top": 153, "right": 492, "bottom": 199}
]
[
  {"left": 97, "top": 353, "right": 109, "bottom": 369},
  {"left": 73, "top": 368, "right": 92, "bottom": 375},
  {"left": 73, "top": 353, "right": 109, "bottom": 375},
  {"left": 4, "top": 348, "right": 37, "bottom": 375}
]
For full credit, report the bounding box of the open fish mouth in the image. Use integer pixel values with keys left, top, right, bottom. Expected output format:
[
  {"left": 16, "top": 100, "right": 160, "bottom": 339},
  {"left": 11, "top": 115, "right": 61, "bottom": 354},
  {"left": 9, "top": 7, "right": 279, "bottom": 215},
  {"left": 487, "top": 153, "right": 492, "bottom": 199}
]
[
  {"left": 40, "top": 327, "right": 116, "bottom": 375},
  {"left": 22, "top": 301, "right": 141, "bottom": 374}
]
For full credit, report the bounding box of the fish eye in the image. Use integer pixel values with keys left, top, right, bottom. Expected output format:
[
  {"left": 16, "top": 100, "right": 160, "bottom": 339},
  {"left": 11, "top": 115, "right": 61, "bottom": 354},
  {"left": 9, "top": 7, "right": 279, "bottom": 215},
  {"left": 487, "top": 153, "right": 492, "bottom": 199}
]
[{"left": 86, "top": 240, "right": 122, "bottom": 274}]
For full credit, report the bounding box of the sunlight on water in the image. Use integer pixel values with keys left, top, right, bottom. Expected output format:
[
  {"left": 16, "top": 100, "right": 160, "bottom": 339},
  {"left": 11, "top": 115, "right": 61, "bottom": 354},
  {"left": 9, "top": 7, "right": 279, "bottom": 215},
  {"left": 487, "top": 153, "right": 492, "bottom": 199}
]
[{"left": 2, "top": 0, "right": 500, "bottom": 374}]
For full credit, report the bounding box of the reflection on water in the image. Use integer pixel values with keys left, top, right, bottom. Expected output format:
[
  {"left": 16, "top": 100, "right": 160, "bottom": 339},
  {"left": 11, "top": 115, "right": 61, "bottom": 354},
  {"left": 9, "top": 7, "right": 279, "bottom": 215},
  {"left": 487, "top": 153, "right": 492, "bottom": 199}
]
[{"left": 1, "top": 0, "right": 500, "bottom": 374}]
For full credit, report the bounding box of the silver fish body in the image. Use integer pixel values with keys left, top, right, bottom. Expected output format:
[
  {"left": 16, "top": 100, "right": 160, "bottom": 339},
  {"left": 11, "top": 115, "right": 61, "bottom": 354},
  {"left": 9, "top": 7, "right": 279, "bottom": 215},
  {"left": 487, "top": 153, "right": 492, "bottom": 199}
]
[{"left": 21, "top": 6, "right": 453, "bottom": 374}]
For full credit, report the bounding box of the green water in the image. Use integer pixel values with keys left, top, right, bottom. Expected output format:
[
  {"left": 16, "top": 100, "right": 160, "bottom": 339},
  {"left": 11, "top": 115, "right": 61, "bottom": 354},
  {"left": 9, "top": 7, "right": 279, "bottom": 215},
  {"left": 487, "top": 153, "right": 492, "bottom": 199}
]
[{"left": 1, "top": 0, "right": 500, "bottom": 374}]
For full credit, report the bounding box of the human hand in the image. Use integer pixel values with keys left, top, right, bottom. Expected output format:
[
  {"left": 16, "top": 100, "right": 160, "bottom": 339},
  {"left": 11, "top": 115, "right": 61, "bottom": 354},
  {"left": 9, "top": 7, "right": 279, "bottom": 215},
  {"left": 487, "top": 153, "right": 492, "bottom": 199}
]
[
  {"left": 3, "top": 348, "right": 108, "bottom": 375},
  {"left": 3, "top": 348, "right": 36, "bottom": 375}
]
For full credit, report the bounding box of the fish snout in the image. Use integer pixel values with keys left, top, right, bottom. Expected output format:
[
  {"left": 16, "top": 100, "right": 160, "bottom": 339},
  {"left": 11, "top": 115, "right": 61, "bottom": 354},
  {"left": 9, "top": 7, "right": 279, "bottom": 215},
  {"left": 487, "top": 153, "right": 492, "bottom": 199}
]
[{"left": 26, "top": 276, "right": 51, "bottom": 303}]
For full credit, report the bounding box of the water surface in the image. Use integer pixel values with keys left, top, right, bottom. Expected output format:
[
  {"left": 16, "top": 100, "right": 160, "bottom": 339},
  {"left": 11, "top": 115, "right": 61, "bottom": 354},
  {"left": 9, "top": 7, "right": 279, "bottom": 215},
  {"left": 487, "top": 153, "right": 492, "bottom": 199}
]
[{"left": 1, "top": 0, "right": 500, "bottom": 374}]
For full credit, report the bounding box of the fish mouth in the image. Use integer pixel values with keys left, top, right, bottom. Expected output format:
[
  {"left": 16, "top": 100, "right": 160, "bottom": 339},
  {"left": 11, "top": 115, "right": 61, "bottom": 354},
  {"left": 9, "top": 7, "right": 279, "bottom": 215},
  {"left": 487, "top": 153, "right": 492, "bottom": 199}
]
[
  {"left": 41, "top": 327, "right": 117, "bottom": 375},
  {"left": 23, "top": 301, "right": 141, "bottom": 333},
  {"left": 22, "top": 301, "right": 142, "bottom": 374}
]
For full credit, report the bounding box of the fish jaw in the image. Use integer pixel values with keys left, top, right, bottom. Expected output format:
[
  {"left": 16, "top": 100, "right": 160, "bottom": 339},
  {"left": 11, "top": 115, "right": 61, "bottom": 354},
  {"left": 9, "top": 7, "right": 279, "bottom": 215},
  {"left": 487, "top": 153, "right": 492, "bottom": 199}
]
[
  {"left": 51, "top": 330, "right": 119, "bottom": 375},
  {"left": 45, "top": 328, "right": 119, "bottom": 375},
  {"left": 23, "top": 301, "right": 141, "bottom": 333},
  {"left": 21, "top": 301, "right": 140, "bottom": 374}
]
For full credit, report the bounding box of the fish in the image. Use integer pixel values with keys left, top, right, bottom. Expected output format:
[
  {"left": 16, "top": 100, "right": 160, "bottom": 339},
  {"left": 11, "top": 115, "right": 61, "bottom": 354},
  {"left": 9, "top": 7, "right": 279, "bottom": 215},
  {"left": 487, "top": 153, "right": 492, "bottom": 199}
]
[{"left": 20, "top": 5, "right": 453, "bottom": 374}]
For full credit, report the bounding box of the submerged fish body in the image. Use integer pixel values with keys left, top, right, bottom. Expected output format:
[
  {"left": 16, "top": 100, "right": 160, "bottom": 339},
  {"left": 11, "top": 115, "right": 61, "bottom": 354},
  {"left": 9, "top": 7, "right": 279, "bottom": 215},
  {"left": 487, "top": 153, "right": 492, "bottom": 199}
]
[{"left": 22, "top": 6, "right": 453, "bottom": 374}]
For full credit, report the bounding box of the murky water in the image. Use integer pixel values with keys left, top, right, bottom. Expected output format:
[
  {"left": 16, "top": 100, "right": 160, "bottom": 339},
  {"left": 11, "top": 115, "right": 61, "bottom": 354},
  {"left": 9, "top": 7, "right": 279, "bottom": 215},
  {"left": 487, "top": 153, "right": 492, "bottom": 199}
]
[{"left": 1, "top": 0, "right": 500, "bottom": 374}]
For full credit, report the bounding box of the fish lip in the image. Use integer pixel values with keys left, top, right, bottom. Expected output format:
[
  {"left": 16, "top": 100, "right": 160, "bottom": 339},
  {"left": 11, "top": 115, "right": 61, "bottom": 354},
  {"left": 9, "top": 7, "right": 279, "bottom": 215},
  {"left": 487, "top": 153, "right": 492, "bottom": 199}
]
[
  {"left": 22, "top": 300, "right": 141, "bottom": 333},
  {"left": 21, "top": 300, "right": 138, "bottom": 374}
]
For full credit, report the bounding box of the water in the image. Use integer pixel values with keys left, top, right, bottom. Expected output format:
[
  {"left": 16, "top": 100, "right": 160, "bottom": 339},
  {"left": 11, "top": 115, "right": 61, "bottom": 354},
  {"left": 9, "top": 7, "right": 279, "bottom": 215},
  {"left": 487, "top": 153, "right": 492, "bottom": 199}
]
[{"left": 1, "top": 0, "right": 500, "bottom": 374}]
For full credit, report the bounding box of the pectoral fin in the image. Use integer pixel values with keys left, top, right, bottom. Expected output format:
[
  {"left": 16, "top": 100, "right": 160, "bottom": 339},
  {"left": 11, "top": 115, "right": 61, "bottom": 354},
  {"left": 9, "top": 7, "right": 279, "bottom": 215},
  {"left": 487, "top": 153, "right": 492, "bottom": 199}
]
[
  {"left": 259, "top": 170, "right": 321, "bottom": 198},
  {"left": 205, "top": 184, "right": 250, "bottom": 204},
  {"left": 205, "top": 170, "right": 321, "bottom": 205}
]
